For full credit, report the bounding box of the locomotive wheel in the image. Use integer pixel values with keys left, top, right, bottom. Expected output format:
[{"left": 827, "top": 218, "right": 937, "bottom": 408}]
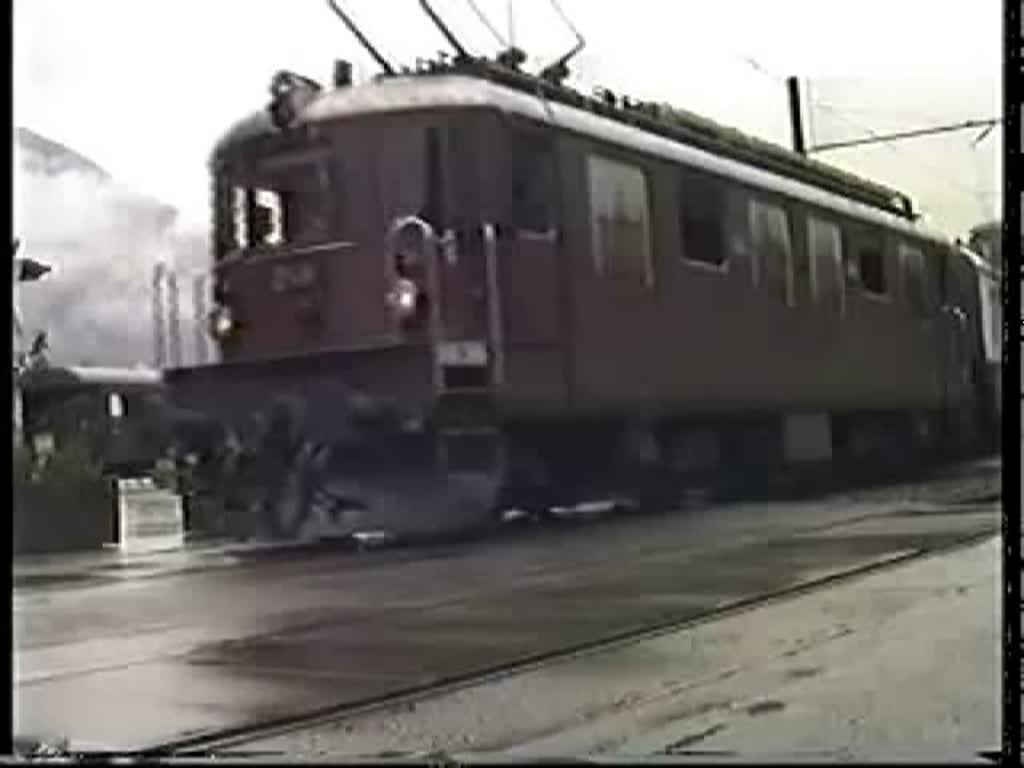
[
  {"left": 495, "top": 434, "right": 556, "bottom": 524},
  {"left": 316, "top": 467, "right": 503, "bottom": 540}
]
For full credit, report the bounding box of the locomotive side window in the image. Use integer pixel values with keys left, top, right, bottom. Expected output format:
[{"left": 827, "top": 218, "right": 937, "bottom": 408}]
[
  {"left": 587, "top": 155, "right": 652, "bottom": 286},
  {"left": 679, "top": 172, "right": 727, "bottom": 269},
  {"left": 748, "top": 199, "right": 794, "bottom": 306},
  {"left": 807, "top": 217, "right": 845, "bottom": 316},
  {"left": 899, "top": 242, "right": 927, "bottom": 315},
  {"left": 856, "top": 236, "right": 887, "bottom": 296},
  {"left": 510, "top": 131, "right": 555, "bottom": 232}
]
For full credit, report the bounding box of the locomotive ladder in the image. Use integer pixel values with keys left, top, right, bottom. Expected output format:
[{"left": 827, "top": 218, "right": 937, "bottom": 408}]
[
  {"left": 387, "top": 216, "right": 505, "bottom": 476},
  {"left": 431, "top": 221, "right": 506, "bottom": 475}
]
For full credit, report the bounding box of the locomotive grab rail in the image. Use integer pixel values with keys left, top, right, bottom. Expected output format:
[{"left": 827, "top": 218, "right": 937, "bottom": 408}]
[
  {"left": 383, "top": 217, "right": 505, "bottom": 389},
  {"left": 483, "top": 222, "right": 505, "bottom": 386},
  {"left": 385, "top": 215, "right": 438, "bottom": 251},
  {"left": 386, "top": 215, "right": 445, "bottom": 390}
]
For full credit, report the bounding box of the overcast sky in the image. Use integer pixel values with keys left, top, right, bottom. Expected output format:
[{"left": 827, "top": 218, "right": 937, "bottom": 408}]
[{"left": 14, "top": 0, "right": 1003, "bottom": 237}]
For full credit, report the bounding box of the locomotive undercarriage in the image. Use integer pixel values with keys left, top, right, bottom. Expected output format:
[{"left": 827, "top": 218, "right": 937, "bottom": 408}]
[
  {"left": 170, "top": 199, "right": 994, "bottom": 543},
  {"left": 161, "top": 345, "right": 500, "bottom": 542},
  {"left": 498, "top": 408, "right": 964, "bottom": 516},
  {"left": 164, "top": 360, "right": 979, "bottom": 544}
]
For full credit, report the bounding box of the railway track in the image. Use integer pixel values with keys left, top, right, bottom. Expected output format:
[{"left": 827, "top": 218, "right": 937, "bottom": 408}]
[{"left": 143, "top": 525, "right": 997, "bottom": 757}]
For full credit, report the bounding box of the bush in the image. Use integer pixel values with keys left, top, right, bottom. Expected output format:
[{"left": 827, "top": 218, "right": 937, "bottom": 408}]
[
  {"left": 151, "top": 457, "right": 179, "bottom": 492},
  {"left": 13, "top": 436, "right": 115, "bottom": 555},
  {"left": 12, "top": 441, "right": 32, "bottom": 487}
]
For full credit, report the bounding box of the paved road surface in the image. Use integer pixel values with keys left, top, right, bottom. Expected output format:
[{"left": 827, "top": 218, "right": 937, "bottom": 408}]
[
  {"left": 13, "top": 460, "right": 1001, "bottom": 753},
  {"left": 243, "top": 537, "right": 1000, "bottom": 762}
]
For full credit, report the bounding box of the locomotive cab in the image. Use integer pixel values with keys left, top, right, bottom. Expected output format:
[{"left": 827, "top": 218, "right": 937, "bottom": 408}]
[
  {"left": 168, "top": 54, "right": 993, "bottom": 545},
  {"left": 167, "top": 74, "right": 572, "bottom": 540},
  {"left": 204, "top": 86, "right": 566, "bottom": 419}
]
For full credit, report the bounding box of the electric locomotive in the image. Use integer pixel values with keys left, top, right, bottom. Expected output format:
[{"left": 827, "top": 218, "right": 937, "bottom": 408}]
[{"left": 163, "top": 2, "right": 998, "bottom": 541}]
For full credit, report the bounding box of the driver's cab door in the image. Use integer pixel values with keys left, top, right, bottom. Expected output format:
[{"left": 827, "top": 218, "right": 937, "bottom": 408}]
[
  {"left": 494, "top": 124, "right": 565, "bottom": 396},
  {"left": 499, "top": 126, "right": 562, "bottom": 343}
]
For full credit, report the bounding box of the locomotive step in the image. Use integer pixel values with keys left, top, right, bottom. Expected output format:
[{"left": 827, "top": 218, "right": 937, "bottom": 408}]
[{"left": 438, "top": 426, "right": 502, "bottom": 438}]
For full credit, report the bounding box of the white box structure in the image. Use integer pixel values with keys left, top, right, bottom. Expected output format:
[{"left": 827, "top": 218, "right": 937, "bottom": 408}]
[{"left": 117, "top": 477, "right": 184, "bottom": 553}]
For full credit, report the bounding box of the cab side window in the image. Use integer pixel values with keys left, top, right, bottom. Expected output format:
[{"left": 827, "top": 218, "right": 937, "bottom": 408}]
[{"left": 509, "top": 131, "right": 555, "bottom": 232}]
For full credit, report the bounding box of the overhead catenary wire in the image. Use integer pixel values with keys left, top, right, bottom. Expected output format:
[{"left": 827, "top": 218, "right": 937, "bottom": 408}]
[
  {"left": 464, "top": 0, "right": 508, "bottom": 48},
  {"left": 538, "top": 0, "right": 586, "bottom": 83},
  {"left": 546, "top": 0, "right": 583, "bottom": 42},
  {"left": 743, "top": 61, "right": 995, "bottom": 166},
  {"left": 418, "top": 0, "right": 473, "bottom": 61},
  {"left": 326, "top": 0, "right": 396, "bottom": 76},
  {"left": 809, "top": 117, "right": 1003, "bottom": 152},
  {"left": 810, "top": 100, "right": 993, "bottom": 208},
  {"left": 795, "top": 76, "right": 976, "bottom": 127},
  {"left": 738, "top": 58, "right": 999, "bottom": 226},
  {"left": 742, "top": 57, "right": 784, "bottom": 83}
]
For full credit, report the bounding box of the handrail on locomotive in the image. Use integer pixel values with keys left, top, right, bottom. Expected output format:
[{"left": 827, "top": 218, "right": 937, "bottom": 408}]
[
  {"left": 481, "top": 222, "right": 505, "bottom": 386},
  {"left": 385, "top": 214, "right": 446, "bottom": 389},
  {"left": 386, "top": 214, "right": 506, "bottom": 390}
]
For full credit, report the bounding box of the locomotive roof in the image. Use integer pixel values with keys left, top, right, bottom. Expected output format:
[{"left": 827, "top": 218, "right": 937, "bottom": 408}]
[{"left": 214, "top": 73, "right": 951, "bottom": 246}]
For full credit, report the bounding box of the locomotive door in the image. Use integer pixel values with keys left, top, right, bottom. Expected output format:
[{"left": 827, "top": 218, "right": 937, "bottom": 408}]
[
  {"left": 495, "top": 126, "right": 566, "bottom": 396},
  {"left": 431, "top": 124, "right": 488, "bottom": 348}
]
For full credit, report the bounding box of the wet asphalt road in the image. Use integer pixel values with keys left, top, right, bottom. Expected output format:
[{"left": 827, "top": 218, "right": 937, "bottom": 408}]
[
  {"left": 244, "top": 537, "right": 1000, "bottom": 762},
  {"left": 13, "top": 460, "right": 1001, "bottom": 753}
]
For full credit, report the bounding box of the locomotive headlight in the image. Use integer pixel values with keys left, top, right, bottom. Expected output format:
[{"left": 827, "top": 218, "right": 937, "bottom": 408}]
[
  {"left": 209, "top": 305, "right": 235, "bottom": 339},
  {"left": 386, "top": 277, "right": 419, "bottom": 318}
]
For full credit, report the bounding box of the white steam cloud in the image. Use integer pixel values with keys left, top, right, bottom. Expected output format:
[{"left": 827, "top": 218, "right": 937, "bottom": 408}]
[{"left": 14, "top": 129, "right": 210, "bottom": 368}]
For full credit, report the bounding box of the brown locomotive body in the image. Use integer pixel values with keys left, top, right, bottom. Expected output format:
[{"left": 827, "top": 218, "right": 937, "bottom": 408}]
[{"left": 165, "top": 60, "right": 994, "bottom": 540}]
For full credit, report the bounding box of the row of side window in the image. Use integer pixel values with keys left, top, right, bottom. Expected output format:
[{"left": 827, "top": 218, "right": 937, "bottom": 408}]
[{"left": 586, "top": 153, "right": 932, "bottom": 316}]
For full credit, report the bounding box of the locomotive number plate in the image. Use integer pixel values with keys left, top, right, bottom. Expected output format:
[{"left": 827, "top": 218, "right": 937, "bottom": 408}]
[
  {"left": 270, "top": 260, "right": 317, "bottom": 293},
  {"left": 437, "top": 340, "right": 488, "bottom": 366}
]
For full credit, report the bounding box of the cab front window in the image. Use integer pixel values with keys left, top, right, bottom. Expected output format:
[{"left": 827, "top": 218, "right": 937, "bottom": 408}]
[{"left": 221, "top": 150, "right": 334, "bottom": 253}]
